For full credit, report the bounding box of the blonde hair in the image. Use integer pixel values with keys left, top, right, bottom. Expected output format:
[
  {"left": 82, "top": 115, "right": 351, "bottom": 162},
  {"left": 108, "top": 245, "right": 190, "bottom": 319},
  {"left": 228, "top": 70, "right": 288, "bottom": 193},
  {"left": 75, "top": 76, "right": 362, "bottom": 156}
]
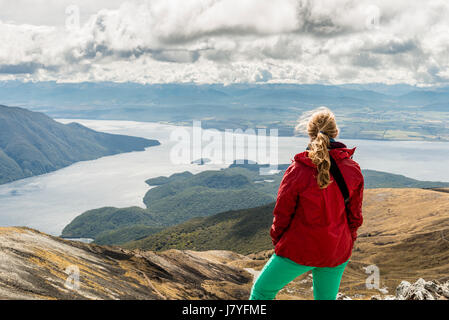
[{"left": 295, "top": 107, "right": 339, "bottom": 189}]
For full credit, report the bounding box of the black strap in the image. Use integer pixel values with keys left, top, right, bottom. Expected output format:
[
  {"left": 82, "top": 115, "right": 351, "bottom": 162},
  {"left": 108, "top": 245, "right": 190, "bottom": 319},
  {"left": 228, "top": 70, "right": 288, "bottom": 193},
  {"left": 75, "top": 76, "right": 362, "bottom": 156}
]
[{"left": 329, "top": 154, "right": 350, "bottom": 204}]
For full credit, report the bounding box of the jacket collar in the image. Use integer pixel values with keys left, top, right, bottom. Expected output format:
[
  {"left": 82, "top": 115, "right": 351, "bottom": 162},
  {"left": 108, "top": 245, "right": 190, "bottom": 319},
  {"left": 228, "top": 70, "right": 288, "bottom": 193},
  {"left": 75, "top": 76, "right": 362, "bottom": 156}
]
[{"left": 294, "top": 141, "right": 356, "bottom": 167}]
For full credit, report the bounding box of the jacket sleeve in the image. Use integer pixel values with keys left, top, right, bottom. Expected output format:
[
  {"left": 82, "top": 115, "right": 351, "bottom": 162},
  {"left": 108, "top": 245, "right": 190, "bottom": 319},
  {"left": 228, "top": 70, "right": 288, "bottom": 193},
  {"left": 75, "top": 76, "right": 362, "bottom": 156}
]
[
  {"left": 270, "top": 164, "right": 301, "bottom": 246},
  {"left": 347, "top": 174, "right": 364, "bottom": 242}
]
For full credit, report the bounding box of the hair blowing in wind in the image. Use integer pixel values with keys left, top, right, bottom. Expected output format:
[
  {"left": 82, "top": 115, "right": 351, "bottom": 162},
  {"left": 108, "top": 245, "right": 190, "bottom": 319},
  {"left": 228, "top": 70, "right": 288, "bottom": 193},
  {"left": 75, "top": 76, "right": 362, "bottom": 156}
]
[{"left": 295, "top": 107, "right": 339, "bottom": 189}]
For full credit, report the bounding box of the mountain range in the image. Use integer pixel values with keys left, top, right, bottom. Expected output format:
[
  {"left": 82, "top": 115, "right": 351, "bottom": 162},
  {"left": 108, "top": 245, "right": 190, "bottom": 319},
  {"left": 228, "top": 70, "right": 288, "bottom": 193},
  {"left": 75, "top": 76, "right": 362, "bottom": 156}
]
[
  {"left": 0, "top": 105, "right": 160, "bottom": 184},
  {"left": 1, "top": 81, "right": 449, "bottom": 141}
]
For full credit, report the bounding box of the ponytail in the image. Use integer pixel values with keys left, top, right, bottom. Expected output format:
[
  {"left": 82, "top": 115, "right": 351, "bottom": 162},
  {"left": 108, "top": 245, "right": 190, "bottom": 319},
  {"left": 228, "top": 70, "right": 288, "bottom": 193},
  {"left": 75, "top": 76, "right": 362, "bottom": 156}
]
[
  {"left": 296, "top": 107, "right": 338, "bottom": 189},
  {"left": 308, "top": 131, "right": 332, "bottom": 188}
]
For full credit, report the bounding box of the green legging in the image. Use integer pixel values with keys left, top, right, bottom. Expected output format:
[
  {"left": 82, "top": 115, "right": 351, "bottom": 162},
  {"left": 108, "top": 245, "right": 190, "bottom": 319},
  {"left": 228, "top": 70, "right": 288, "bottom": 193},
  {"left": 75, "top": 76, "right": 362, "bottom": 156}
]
[{"left": 250, "top": 254, "right": 348, "bottom": 300}]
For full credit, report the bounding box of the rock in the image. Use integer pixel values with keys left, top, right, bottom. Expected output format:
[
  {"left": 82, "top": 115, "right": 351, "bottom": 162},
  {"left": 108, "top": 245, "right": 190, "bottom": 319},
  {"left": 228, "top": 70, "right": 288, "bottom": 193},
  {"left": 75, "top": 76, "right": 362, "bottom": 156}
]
[
  {"left": 378, "top": 287, "right": 389, "bottom": 294},
  {"left": 336, "top": 292, "right": 352, "bottom": 300},
  {"left": 424, "top": 280, "right": 441, "bottom": 296},
  {"left": 0, "top": 227, "right": 252, "bottom": 300},
  {"left": 371, "top": 294, "right": 396, "bottom": 300},
  {"left": 441, "top": 283, "right": 449, "bottom": 298},
  {"left": 243, "top": 268, "right": 261, "bottom": 284},
  {"left": 395, "top": 278, "right": 449, "bottom": 300},
  {"left": 396, "top": 280, "right": 411, "bottom": 299},
  {"left": 371, "top": 278, "right": 449, "bottom": 300}
]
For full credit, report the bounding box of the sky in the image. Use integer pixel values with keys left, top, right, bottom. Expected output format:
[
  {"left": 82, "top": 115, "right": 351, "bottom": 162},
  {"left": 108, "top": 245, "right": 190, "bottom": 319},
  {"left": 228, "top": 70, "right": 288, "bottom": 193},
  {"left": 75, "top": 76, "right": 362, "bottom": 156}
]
[{"left": 0, "top": 0, "right": 448, "bottom": 85}]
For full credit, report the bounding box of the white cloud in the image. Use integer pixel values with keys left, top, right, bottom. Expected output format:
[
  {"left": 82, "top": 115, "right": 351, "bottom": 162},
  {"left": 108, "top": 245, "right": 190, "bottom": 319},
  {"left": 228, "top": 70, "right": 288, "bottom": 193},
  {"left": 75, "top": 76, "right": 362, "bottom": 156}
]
[
  {"left": 0, "top": 0, "right": 125, "bottom": 26},
  {"left": 0, "top": 0, "right": 449, "bottom": 85}
]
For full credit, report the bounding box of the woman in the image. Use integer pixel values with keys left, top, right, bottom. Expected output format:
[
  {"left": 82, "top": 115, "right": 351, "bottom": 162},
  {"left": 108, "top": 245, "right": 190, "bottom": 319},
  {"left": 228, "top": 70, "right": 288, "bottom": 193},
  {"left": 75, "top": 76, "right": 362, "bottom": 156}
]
[{"left": 250, "top": 107, "right": 364, "bottom": 300}]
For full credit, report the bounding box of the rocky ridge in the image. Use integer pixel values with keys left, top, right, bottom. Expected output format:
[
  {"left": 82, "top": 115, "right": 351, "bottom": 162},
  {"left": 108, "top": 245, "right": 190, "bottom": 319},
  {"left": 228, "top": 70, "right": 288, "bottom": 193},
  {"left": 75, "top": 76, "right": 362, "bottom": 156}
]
[{"left": 0, "top": 227, "right": 252, "bottom": 299}]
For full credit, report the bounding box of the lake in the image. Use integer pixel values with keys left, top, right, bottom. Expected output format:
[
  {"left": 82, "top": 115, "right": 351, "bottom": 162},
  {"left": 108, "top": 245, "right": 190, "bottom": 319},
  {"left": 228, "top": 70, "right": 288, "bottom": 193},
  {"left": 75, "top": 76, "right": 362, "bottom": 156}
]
[{"left": 1, "top": 119, "right": 448, "bottom": 235}]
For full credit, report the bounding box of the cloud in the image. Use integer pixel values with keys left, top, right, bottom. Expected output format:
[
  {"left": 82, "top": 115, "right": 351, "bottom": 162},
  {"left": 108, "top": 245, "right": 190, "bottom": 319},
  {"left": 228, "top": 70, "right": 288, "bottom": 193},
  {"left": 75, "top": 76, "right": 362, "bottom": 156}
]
[
  {"left": 253, "top": 68, "right": 273, "bottom": 82},
  {"left": 0, "top": 0, "right": 449, "bottom": 85},
  {"left": 0, "top": 62, "right": 43, "bottom": 74},
  {"left": 0, "top": 0, "right": 125, "bottom": 26},
  {"left": 370, "top": 39, "right": 418, "bottom": 55}
]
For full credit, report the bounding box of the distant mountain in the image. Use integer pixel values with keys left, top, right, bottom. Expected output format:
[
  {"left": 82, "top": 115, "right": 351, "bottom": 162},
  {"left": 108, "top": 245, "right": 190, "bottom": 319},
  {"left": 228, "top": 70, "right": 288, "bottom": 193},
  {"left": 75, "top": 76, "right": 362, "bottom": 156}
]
[
  {"left": 363, "top": 169, "right": 449, "bottom": 189},
  {"left": 61, "top": 163, "right": 449, "bottom": 245},
  {"left": 398, "top": 90, "right": 449, "bottom": 105},
  {"left": 0, "top": 105, "right": 160, "bottom": 184},
  {"left": 2, "top": 81, "right": 449, "bottom": 141},
  {"left": 339, "top": 83, "right": 419, "bottom": 96}
]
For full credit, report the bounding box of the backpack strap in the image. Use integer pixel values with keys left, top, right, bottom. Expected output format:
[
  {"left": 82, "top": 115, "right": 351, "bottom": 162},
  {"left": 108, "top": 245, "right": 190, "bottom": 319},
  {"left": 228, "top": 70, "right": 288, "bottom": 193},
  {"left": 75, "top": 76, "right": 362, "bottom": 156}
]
[{"left": 329, "top": 154, "right": 350, "bottom": 204}]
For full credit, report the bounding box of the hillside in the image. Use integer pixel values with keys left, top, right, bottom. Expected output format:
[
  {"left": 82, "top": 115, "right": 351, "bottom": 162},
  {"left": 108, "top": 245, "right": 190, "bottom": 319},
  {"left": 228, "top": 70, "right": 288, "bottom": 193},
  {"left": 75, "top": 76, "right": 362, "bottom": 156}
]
[
  {"left": 62, "top": 163, "right": 449, "bottom": 244},
  {"left": 279, "top": 187, "right": 449, "bottom": 300},
  {"left": 362, "top": 170, "right": 449, "bottom": 189},
  {"left": 0, "top": 105, "right": 160, "bottom": 184},
  {"left": 60, "top": 207, "right": 160, "bottom": 239},
  {"left": 61, "top": 166, "right": 284, "bottom": 241},
  {"left": 0, "top": 227, "right": 252, "bottom": 299},
  {"left": 0, "top": 226, "right": 447, "bottom": 300},
  {"left": 124, "top": 188, "right": 449, "bottom": 300},
  {"left": 124, "top": 203, "right": 274, "bottom": 254}
]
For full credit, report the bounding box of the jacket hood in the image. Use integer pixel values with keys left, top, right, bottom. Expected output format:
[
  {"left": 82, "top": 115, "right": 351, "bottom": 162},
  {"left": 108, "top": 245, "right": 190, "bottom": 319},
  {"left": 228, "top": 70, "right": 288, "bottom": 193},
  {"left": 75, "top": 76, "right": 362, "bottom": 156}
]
[{"left": 294, "top": 144, "right": 356, "bottom": 168}]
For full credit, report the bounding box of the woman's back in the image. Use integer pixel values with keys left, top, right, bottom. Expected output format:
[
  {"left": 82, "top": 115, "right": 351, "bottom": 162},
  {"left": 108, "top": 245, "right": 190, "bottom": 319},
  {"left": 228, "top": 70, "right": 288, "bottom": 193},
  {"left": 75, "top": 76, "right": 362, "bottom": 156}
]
[
  {"left": 271, "top": 143, "right": 364, "bottom": 267},
  {"left": 251, "top": 106, "right": 365, "bottom": 300}
]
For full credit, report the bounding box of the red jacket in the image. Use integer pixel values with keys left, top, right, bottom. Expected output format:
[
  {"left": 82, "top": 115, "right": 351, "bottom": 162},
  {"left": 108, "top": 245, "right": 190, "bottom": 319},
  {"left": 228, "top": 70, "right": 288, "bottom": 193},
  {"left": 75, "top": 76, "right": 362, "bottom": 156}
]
[{"left": 270, "top": 145, "right": 364, "bottom": 267}]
